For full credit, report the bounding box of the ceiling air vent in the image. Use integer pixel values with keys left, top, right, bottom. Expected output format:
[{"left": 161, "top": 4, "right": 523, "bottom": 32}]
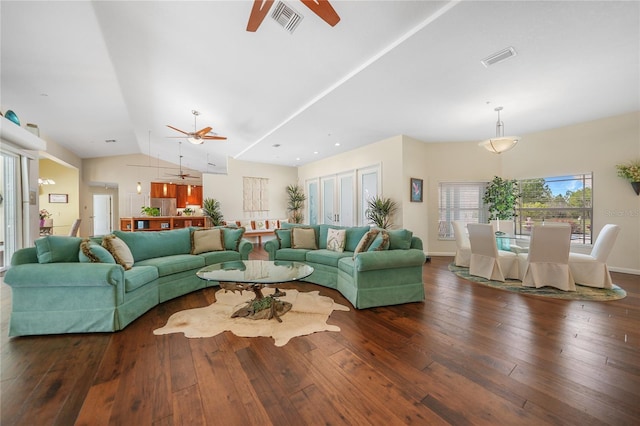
[
  {"left": 271, "top": 1, "right": 303, "bottom": 34},
  {"left": 481, "top": 46, "right": 517, "bottom": 68}
]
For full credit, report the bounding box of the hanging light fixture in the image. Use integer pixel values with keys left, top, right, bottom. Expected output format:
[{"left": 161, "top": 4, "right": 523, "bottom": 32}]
[
  {"left": 479, "top": 106, "right": 520, "bottom": 154},
  {"left": 188, "top": 110, "right": 204, "bottom": 145},
  {"left": 136, "top": 182, "right": 142, "bottom": 194}
]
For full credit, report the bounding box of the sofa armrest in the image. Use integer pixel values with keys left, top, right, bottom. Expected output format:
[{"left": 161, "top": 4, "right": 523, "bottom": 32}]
[
  {"left": 5, "top": 263, "right": 127, "bottom": 304},
  {"left": 263, "top": 240, "right": 279, "bottom": 260},
  {"left": 10, "top": 247, "right": 38, "bottom": 266},
  {"left": 354, "top": 249, "right": 425, "bottom": 272},
  {"left": 237, "top": 239, "right": 253, "bottom": 260}
]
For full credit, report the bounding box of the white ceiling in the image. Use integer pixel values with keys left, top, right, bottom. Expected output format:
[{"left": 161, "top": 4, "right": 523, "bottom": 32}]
[{"left": 2, "top": 1, "right": 638, "bottom": 175}]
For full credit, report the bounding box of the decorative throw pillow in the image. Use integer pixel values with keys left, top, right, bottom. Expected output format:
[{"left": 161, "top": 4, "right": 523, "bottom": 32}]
[
  {"left": 368, "top": 230, "right": 390, "bottom": 251},
  {"left": 353, "top": 229, "right": 379, "bottom": 256},
  {"left": 291, "top": 227, "right": 318, "bottom": 250},
  {"left": 102, "top": 235, "right": 134, "bottom": 270},
  {"left": 268, "top": 219, "right": 279, "bottom": 230},
  {"left": 35, "top": 236, "right": 83, "bottom": 264},
  {"left": 279, "top": 218, "right": 289, "bottom": 225},
  {"left": 191, "top": 228, "right": 225, "bottom": 254},
  {"left": 275, "top": 229, "right": 292, "bottom": 248},
  {"left": 240, "top": 220, "right": 253, "bottom": 230},
  {"left": 255, "top": 220, "right": 268, "bottom": 230},
  {"left": 326, "top": 228, "right": 346, "bottom": 253},
  {"left": 221, "top": 226, "right": 245, "bottom": 251},
  {"left": 224, "top": 220, "right": 238, "bottom": 227},
  {"left": 79, "top": 239, "right": 116, "bottom": 263}
]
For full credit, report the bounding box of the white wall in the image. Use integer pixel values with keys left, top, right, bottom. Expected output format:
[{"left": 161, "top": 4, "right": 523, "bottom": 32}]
[{"left": 202, "top": 157, "right": 298, "bottom": 222}]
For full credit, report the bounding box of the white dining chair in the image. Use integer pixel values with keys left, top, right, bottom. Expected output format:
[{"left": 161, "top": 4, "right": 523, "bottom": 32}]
[
  {"left": 452, "top": 221, "right": 471, "bottom": 267},
  {"left": 490, "top": 219, "right": 527, "bottom": 253},
  {"left": 517, "top": 224, "right": 576, "bottom": 291},
  {"left": 467, "top": 223, "right": 518, "bottom": 282},
  {"left": 568, "top": 224, "right": 620, "bottom": 288}
]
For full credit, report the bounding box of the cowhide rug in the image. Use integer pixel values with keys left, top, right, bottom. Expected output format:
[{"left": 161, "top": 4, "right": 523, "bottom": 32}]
[{"left": 153, "top": 288, "right": 350, "bottom": 346}]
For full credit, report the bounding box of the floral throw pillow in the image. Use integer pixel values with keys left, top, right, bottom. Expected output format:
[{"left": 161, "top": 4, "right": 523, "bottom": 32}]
[{"left": 326, "top": 228, "right": 346, "bottom": 253}]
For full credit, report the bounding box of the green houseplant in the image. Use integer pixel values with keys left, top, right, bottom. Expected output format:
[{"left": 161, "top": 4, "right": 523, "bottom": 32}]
[
  {"left": 482, "top": 176, "right": 521, "bottom": 220},
  {"left": 616, "top": 160, "right": 640, "bottom": 195},
  {"left": 202, "top": 198, "right": 224, "bottom": 226},
  {"left": 365, "top": 195, "right": 398, "bottom": 229},
  {"left": 286, "top": 184, "right": 306, "bottom": 224},
  {"left": 141, "top": 206, "right": 160, "bottom": 217}
]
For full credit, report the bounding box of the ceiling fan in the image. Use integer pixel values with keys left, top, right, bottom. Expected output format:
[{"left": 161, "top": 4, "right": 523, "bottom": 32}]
[
  {"left": 246, "top": 0, "right": 340, "bottom": 32},
  {"left": 167, "top": 110, "right": 227, "bottom": 145},
  {"left": 165, "top": 142, "right": 198, "bottom": 180}
]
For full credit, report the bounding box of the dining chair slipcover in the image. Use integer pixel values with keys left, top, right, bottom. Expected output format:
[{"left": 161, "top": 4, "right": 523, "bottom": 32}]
[
  {"left": 68, "top": 219, "right": 81, "bottom": 237},
  {"left": 452, "top": 221, "right": 471, "bottom": 267},
  {"left": 517, "top": 224, "right": 576, "bottom": 291},
  {"left": 568, "top": 224, "right": 620, "bottom": 288},
  {"left": 468, "top": 223, "right": 518, "bottom": 282}
]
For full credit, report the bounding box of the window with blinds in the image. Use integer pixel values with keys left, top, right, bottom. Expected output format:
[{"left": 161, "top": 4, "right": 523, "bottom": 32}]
[{"left": 438, "top": 182, "right": 488, "bottom": 239}]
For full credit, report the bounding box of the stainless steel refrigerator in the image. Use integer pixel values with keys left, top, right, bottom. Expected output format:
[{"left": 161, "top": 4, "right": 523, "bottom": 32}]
[{"left": 150, "top": 198, "right": 177, "bottom": 216}]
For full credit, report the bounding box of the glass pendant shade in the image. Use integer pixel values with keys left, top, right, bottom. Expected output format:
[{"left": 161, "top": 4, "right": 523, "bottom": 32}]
[
  {"left": 136, "top": 182, "right": 142, "bottom": 194},
  {"left": 479, "top": 107, "right": 520, "bottom": 154}
]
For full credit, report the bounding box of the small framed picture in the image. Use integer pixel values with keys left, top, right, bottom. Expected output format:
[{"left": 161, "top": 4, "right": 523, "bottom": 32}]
[
  {"left": 410, "top": 178, "right": 423, "bottom": 203},
  {"left": 48, "top": 193, "right": 68, "bottom": 203}
]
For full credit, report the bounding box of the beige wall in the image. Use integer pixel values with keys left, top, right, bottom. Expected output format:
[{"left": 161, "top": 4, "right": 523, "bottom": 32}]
[
  {"left": 424, "top": 111, "right": 639, "bottom": 273},
  {"left": 202, "top": 157, "right": 298, "bottom": 222},
  {"left": 38, "top": 159, "right": 79, "bottom": 237}
]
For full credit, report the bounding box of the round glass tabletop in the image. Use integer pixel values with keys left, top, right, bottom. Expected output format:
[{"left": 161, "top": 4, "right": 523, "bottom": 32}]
[{"left": 197, "top": 260, "right": 314, "bottom": 284}]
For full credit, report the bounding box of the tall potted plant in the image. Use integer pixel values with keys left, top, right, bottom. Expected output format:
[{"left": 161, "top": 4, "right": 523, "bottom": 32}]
[
  {"left": 483, "top": 176, "right": 520, "bottom": 220},
  {"left": 202, "top": 198, "right": 224, "bottom": 227},
  {"left": 365, "top": 195, "right": 398, "bottom": 229},
  {"left": 286, "top": 184, "right": 306, "bottom": 223}
]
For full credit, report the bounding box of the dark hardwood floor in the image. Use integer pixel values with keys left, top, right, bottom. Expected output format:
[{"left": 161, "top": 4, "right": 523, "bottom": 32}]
[{"left": 1, "top": 246, "right": 639, "bottom": 425}]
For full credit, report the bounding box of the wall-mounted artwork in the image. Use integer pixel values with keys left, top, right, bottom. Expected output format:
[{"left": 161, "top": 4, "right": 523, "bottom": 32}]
[
  {"left": 410, "top": 178, "right": 423, "bottom": 203},
  {"left": 49, "top": 193, "right": 68, "bottom": 203}
]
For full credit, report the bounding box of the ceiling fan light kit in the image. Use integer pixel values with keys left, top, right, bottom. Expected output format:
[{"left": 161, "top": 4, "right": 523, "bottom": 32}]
[
  {"left": 479, "top": 106, "right": 520, "bottom": 154},
  {"left": 167, "top": 110, "right": 227, "bottom": 144}
]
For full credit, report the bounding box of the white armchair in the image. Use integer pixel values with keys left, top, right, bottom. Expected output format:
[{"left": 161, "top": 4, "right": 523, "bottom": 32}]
[
  {"left": 518, "top": 224, "right": 576, "bottom": 291},
  {"left": 569, "top": 224, "right": 620, "bottom": 288},
  {"left": 452, "top": 221, "right": 471, "bottom": 267},
  {"left": 467, "top": 223, "right": 518, "bottom": 282}
]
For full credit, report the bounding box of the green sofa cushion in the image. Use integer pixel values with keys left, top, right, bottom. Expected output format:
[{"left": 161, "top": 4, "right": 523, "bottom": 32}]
[
  {"left": 219, "top": 226, "right": 245, "bottom": 251},
  {"left": 135, "top": 254, "right": 205, "bottom": 277},
  {"left": 124, "top": 266, "right": 159, "bottom": 292},
  {"left": 35, "top": 236, "right": 82, "bottom": 264},
  {"left": 306, "top": 249, "right": 353, "bottom": 268},
  {"left": 198, "top": 250, "right": 243, "bottom": 266},
  {"left": 274, "top": 248, "right": 310, "bottom": 262},
  {"left": 387, "top": 229, "right": 413, "bottom": 250},
  {"left": 275, "top": 229, "right": 291, "bottom": 248},
  {"left": 114, "top": 228, "right": 192, "bottom": 262},
  {"left": 344, "top": 226, "right": 371, "bottom": 252}
]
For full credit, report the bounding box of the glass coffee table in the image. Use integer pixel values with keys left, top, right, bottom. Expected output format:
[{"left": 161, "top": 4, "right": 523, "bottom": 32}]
[{"left": 197, "top": 260, "right": 314, "bottom": 322}]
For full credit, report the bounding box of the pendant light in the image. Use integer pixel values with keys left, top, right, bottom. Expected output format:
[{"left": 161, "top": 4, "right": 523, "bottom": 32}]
[{"left": 479, "top": 106, "right": 520, "bottom": 154}]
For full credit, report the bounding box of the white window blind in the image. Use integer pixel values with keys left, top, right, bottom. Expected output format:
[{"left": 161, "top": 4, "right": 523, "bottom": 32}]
[{"left": 438, "top": 182, "right": 488, "bottom": 239}]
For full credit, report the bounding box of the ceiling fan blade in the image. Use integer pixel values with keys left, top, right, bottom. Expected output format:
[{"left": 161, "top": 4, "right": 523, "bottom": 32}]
[
  {"left": 300, "top": 0, "right": 340, "bottom": 26},
  {"left": 201, "top": 135, "right": 227, "bottom": 140},
  {"left": 195, "top": 126, "right": 213, "bottom": 137},
  {"left": 166, "top": 125, "right": 191, "bottom": 136},
  {"left": 246, "top": 0, "right": 274, "bottom": 32}
]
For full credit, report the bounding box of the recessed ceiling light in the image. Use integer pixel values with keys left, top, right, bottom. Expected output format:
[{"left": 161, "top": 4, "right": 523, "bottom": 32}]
[
  {"left": 334, "top": 142, "right": 340, "bottom": 147},
  {"left": 313, "top": 151, "right": 318, "bottom": 155},
  {"left": 272, "top": 144, "right": 281, "bottom": 148},
  {"left": 296, "top": 157, "right": 301, "bottom": 161},
  {"left": 105, "top": 139, "right": 116, "bottom": 143}
]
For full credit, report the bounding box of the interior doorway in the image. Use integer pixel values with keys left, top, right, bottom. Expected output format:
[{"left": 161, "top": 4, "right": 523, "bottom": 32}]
[{"left": 92, "top": 194, "right": 112, "bottom": 236}]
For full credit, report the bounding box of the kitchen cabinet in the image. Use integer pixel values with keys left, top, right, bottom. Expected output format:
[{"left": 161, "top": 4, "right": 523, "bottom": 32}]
[
  {"left": 176, "top": 184, "right": 202, "bottom": 208},
  {"left": 150, "top": 182, "right": 177, "bottom": 198}
]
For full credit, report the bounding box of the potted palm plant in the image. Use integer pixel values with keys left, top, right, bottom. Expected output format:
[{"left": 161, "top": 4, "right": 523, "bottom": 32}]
[
  {"left": 202, "top": 198, "right": 224, "bottom": 227},
  {"left": 365, "top": 195, "right": 398, "bottom": 229},
  {"left": 286, "top": 184, "right": 306, "bottom": 223}
]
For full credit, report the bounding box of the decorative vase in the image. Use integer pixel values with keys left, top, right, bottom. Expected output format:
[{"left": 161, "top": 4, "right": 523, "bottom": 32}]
[{"left": 631, "top": 182, "right": 640, "bottom": 196}]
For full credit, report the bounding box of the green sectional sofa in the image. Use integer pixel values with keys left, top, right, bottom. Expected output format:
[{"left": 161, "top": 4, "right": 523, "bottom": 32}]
[
  {"left": 264, "top": 223, "right": 426, "bottom": 309},
  {"left": 4, "top": 227, "right": 252, "bottom": 336}
]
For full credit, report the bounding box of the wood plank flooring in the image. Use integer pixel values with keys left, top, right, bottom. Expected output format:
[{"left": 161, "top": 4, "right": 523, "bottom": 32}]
[{"left": 1, "top": 247, "right": 639, "bottom": 425}]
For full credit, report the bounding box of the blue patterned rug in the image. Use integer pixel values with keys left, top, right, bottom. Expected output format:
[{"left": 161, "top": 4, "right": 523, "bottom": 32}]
[{"left": 448, "top": 263, "right": 626, "bottom": 301}]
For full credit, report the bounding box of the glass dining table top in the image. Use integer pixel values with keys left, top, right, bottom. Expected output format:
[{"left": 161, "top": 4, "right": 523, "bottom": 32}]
[{"left": 197, "top": 260, "right": 314, "bottom": 284}]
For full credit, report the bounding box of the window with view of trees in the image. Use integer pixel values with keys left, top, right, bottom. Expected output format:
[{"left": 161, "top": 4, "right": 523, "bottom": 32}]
[
  {"left": 516, "top": 174, "right": 592, "bottom": 244},
  {"left": 438, "top": 173, "right": 593, "bottom": 244}
]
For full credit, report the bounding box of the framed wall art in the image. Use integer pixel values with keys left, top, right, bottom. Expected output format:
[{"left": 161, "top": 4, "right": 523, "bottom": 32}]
[
  {"left": 410, "top": 178, "right": 423, "bottom": 203},
  {"left": 49, "top": 193, "right": 68, "bottom": 203}
]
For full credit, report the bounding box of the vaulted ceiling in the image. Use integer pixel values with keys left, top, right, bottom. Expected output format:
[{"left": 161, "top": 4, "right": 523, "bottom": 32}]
[{"left": 2, "top": 1, "right": 638, "bottom": 175}]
